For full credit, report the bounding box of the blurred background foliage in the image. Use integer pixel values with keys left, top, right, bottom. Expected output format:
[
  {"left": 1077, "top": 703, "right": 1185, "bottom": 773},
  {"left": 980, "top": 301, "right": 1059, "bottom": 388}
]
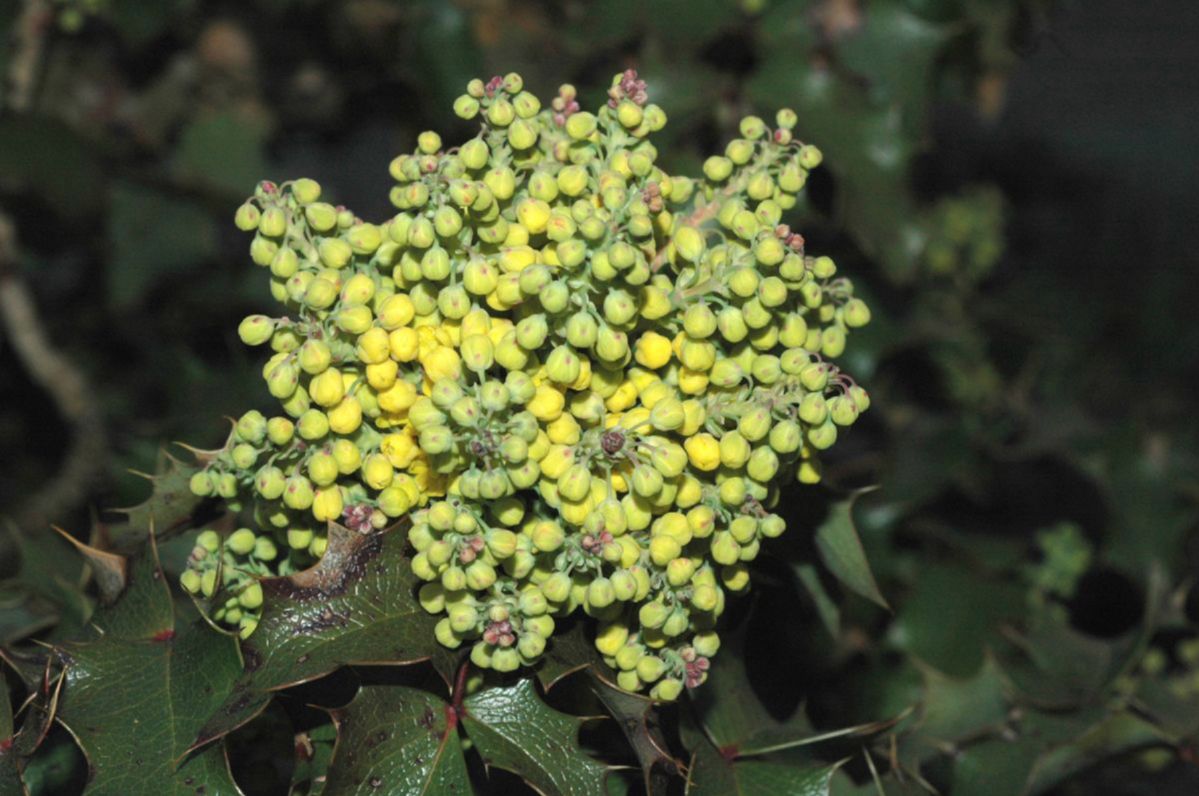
[{"left": 2, "top": 0, "right": 1199, "bottom": 794}]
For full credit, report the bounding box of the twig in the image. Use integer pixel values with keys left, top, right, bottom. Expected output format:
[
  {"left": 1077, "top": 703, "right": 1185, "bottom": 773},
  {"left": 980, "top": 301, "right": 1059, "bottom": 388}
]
[
  {"left": 3, "top": 0, "right": 51, "bottom": 114},
  {"left": 1, "top": 0, "right": 108, "bottom": 528}
]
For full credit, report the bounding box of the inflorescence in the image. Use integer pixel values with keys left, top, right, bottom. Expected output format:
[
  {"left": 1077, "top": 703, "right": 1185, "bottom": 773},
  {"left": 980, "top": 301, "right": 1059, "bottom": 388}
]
[{"left": 182, "top": 69, "right": 871, "bottom": 699}]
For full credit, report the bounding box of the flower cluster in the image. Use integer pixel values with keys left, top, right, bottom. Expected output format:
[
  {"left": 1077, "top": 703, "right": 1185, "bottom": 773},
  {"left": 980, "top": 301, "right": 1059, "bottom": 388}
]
[{"left": 182, "top": 70, "right": 870, "bottom": 698}]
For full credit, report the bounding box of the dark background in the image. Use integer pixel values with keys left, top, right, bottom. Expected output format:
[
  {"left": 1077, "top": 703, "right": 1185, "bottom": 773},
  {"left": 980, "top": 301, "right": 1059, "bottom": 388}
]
[{"left": 2, "top": 0, "right": 1199, "bottom": 793}]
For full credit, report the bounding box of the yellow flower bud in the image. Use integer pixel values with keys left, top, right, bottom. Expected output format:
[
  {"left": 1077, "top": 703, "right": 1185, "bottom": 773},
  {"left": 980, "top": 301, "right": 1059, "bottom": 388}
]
[{"left": 684, "top": 433, "right": 721, "bottom": 472}]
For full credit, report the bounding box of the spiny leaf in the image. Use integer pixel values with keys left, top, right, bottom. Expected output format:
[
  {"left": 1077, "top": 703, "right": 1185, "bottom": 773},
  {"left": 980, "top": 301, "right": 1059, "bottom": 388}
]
[
  {"left": 837, "top": 2, "right": 952, "bottom": 112},
  {"left": 793, "top": 563, "right": 842, "bottom": 641},
  {"left": 690, "top": 625, "right": 902, "bottom": 760},
  {"left": 101, "top": 448, "right": 211, "bottom": 554},
  {"left": 107, "top": 180, "right": 218, "bottom": 307},
  {"left": 686, "top": 742, "right": 841, "bottom": 796},
  {"left": 590, "top": 670, "right": 682, "bottom": 795},
  {"left": 83, "top": 538, "right": 171, "bottom": 642},
  {"left": 813, "top": 498, "right": 888, "bottom": 610},
  {"left": 322, "top": 686, "right": 469, "bottom": 795},
  {"left": 193, "top": 522, "right": 452, "bottom": 749},
  {"left": 535, "top": 617, "right": 605, "bottom": 691},
  {"left": 0, "top": 524, "right": 91, "bottom": 644},
  {"left": 1025, "top": 710, "right": 1167, "bottom": 793},
  {"left": 50, "top": 527, "right": 127, "bottom": 605},
  {"left": 463, "top": 678, "right": 610, "bottom": 796},
  {"left": 914, "top": 656, "right": 1009, "bottom": 750},
  {"left": 51, "top": 538, "right": 244, "bottom": 795},
  {"left": 688, "top": 625, "right": 812, "bottom": 755}
]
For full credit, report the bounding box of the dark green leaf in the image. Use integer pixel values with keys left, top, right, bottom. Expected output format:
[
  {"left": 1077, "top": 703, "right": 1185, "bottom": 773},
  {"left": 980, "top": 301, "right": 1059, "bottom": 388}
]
[
  {"left": 949, "top": 707, "right": 1107, "bottom": 796},
  {"left": 916, "top": 656, "right": 1009, "bottom": 748},
  {"left": 174, "top": 112, "right": 268, "bottom": 197},
  {"left": 463, "top": 678, "right": 610, "bottom": 796},
  {"left": 85, "top": 543, "right": 171, "bottom": 640},
  {"left": 590, "top": 672, "right": 681, "bottom": 794},
  {"left": 107, "top": 181, "right": 217, "bottom": 307},
  {"left": 890, "top": 563, "right": 1023, "bottom": 677},
  {"left": 106, "top": 0, "right": 193, "bottom": 46},
  {"left": 687, "top": 741, "right": 840, "bottom": 796},
  {"left": 52, "top": 546, "right": 244, "bottom": 795},
  {"left": 688, "top": 626, "right": 806, "bottom": 753},
  {"left": 323, "top": 686, "right": 469, "bottom": 795},
  {"left": 1027, "top": 710, "right": 1166, "bottom": 793},
  {"left": 411, "top": 1, "right": 483, "bottom": 127},
  {"left": 794, "top": 563, "right": 841, "bottom": 640},
  {"left": 195, "top": 522, "right": 451, "bottom": 748},
  {"left": 814, "top": 499, "right": 889, "bottom": 609},
  {"left": 0, "top": 117, "right": 104, "bottom": 219},
  {"left": 0, "top": 526, "right": 91, "bottom": 644},
  {"left": 838, "top": 3, "right": 951, "bottom": 112},
  {"left": 536, "top": 618, "right": 604, "bottom": 690},
  {"left": 102, "top": 448, "right": 211, "bottom": 554}
]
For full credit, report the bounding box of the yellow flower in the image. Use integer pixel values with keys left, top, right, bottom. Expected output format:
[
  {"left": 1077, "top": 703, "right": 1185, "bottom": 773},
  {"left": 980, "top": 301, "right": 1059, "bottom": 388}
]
[
  {"left": 376, "top": 378, "right": 417, "bottom": 414},
  {"left": 421, "top": 345, "right": 462, "bottom": 382},
  {"left": 634, "top": 331, "right": 673, "bottom": 370},
  {"left": 327, "top": 396, "right": 363, "bottom": 434},
  {"left": 356, "top": 327, "right": 391, "bottom": 364},
  {"left": 365, "top": 360, "right": 398, "bottom": 391},
  {"left": 461, "top": 308, "right": 492, "bottom": 338},
  {"left": 677, "top": 367, "right": 709, "bottom": 395},
  {"left": 684, "top": 433, "right": 721, "bottom": 472},
  {"left": 604, "top": 380, "right": 638, "bottom": 412},
  {"left": 640, "top": 285, "right": 672, "bottom": 320},
  {"left": 498, "top": 245, "right": 538, "bottom": 273},
  {"left": 515, "top": 199, "right": 551, "bottom": 234},
  {"left": 546, "top": 413, "right": 582, "bottom": 446},
  {"left": 308, "top": 368, "right": 345, "bottom": 407},
  {"left": 381, "top": 431, "right": 419, "bottom": 469},
  {"left": 312, "top": 486, "right": 344, "bottom": 522},
  {"left": 389, "top": 327, "right": 420, "bottom": 361},
  {"left": 527, "top": 384, "right": 565, "bottom": 421},
  {"left": 377, "top": 294, "right": 415, "bottom": 329},
  {"left": 362, "top": 453, "right": 394, "bottom": 490}
]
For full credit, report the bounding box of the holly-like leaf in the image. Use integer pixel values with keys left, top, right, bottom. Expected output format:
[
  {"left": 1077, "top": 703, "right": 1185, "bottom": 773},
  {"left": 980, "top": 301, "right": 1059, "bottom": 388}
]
[
  {"left": 83, "top": 541, "right": 172, "bottom": 642},
  {"left": 101, "top": 448, "right": 210, "bottom": 554},
  {"left": 1025, "top": 710, "right": 1166, "bottom": 793},
  {"left": 463, "top": 678, "right": 610, "bottom": 796},
  {"left": 686, "top": 742, "right": 841, "bottom": 796},
  {"left": 690, "top": 624, "right": 902, "bottom": 765},
  {"left": 322, "top": 686, "right": 469, "bottom": 795},
  {"left": 915, "top": 656, "right": 1009, "bottom": 750},
  {"left": 688, "top": 623, "right": 813, "bottom": 756},
  {"left": 793, "top": 563, "right": 842, "bottom": 641},
  {"left": 52, "top": 541, "right": 245, "bottom": 795},
  {"left": 535, "top": 617, "right": 605, "bottom": 690},
  {"left": 590, "top": 671, "right": 681, "bottom": 795},
  {"left": 194, "top": 522, "right": 452, "bottom": 748},
  {"left": 813, "top": 499, "right": 889, "bottom": 610},
  {"left": 173, "top": 111, "right": 268, "bottom": 198},
  {"left": 0, "top": 525, "right": 91, "bottom": 644},
  {"left": 837, "top": 2, "right": 952, "bottom": 112},
  {"left": 890, "top": 562, "right": 1023, "bottom": 678},
  {"left": 0, "top": 117, "right": 104, "bottom": 219},
  {"left": 50, "top": 528, "right": 127, "bottom": 605},
  {"left": 107, "top": 181, "right": 217, "bottom": 308}
]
